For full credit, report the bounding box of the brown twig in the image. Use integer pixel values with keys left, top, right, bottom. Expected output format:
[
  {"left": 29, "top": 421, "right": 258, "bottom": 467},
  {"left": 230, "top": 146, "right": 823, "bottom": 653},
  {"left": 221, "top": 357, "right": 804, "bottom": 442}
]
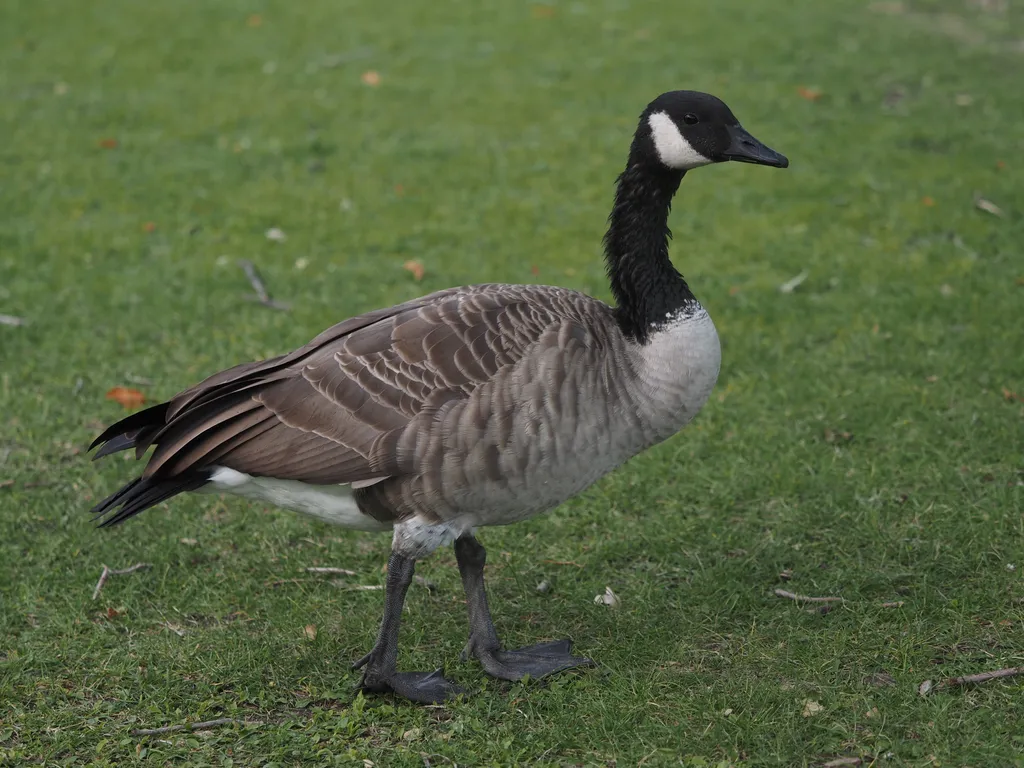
[
  {"left": 305, "top": 567, "right": 357, "bottom": 576},
  {"left": 91, "top": 562, "right": 151, "bottom": 600},
  {"left": 945, "top": 667, "right": 1024, "bottom": 687},
  {"left": 132, "top": 717, "right": 248, "bottom": 737},
  {"left": 238, "top": 260, "right": 290, "bottom": 311},
  {"left": 774, "top": 588, "right": 845, "bottom": 604}
]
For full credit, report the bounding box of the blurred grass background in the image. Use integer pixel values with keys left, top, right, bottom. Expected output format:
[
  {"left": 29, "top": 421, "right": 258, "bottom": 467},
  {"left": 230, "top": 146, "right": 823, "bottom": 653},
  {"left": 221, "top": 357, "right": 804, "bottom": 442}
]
[{"left": 1, "top": 0, "right": 1022, "bottom": 765}]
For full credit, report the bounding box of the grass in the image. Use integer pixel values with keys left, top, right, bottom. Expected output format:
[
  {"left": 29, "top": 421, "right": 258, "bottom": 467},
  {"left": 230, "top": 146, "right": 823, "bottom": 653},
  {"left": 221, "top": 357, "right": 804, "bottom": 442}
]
[{"left": 1, "top": 0, "right": 1023, "bottom": 764}]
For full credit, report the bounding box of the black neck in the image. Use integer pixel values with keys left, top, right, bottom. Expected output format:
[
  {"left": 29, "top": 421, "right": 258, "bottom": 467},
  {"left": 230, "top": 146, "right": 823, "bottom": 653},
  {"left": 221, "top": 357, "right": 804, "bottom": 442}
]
[{"left": 603, "top": 158, "right": 696, "bottom": 344}]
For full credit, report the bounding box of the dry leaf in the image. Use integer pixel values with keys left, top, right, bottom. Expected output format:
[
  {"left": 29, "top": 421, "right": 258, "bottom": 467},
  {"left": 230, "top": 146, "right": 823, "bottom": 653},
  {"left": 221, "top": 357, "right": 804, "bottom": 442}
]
[
  {"left": 265, "top": 227, "right": 287, "bottom": 242},
  {"left": 531, "top": 5, "right": 556, "bottom": 18},
  {"left": 361, "top": 70, "right": 381, "bottom": 86},
  {"left": 996, "top": 160, "right": 1006, "bottom": 170},
  {"left": 797, "top": 86, "right": 822, "bottom": 101},
  {"left": 824, "top": 429, "right": 854, "bottom": 444},
  {"left": 863, "top": 671, "right": 896, "bottom": 687},
  {"left": 180, "top": 538, "right": 198, "bottom": 546},
  {"left": 801, "top": 699, "right": 823, "bottom": 717},
  {"left": 98, "top": 138, "right": 118, "bottom": 149},
  {"left": 402, "top": 728, "right": 421, "bottom": 741},
  {"left": 530, "top": 264, "right": 540, "bottom": 277},
  {"left": 918, "top": 679, "right": 933, "bottom": 696},
  {"left": 1002, "top": 388, "right": 1020, "bottom": 403},
  {"left": 974, "top": 195, "right": 1004, "bottom": 217},
  {"left": 594, "top": 586, "right": 621, "bottom": 608},
  {"left": 922, "top": 196, "right": 935, "bottom": 207},
  {"left": 822, "top": 759, "right": 862, "bottom": 768},
  {"left": 106, "top": 607, "right": 121, "bottom": 619},
  {"left": 105, "top": 386, "right": 146, "bottom": 409},
  {"left": 403, "top": 260, "right": 425, "bottom": 281},
  {"left": 161, "top": 621, "right": 186, "bottom": 637},
  {"left": 143, "top": 222, "right": 156, "bottom": 233},
  {"left": 246, "top": 13, "right": 262, "bottom": 27},
  {"left": 303, "top": 624, "right": 317, "bottom": 641},
  {"left": 954, "top": 93, "right": 974, "bottom": 106},
  {"left": 883, "top": 86, "right": 907, "bottom": 108}
]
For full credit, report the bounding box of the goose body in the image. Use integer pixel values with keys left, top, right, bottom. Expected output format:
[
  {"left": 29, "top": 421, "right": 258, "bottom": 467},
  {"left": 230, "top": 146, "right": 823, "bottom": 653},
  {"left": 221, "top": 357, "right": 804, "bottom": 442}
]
[
  {"left": 90, "top": 91, "right": 786, "bottom": 702},
  {"left": 196, "top": 286, "right": 720, "bottom": 546}
]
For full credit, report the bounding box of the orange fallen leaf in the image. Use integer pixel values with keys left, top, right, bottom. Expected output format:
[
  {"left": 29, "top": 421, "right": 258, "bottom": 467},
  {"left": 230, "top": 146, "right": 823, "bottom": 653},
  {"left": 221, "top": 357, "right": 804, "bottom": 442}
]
[
  {"left": 728, "top": 285, "right": 741, "bottom": 296},
  {"left": 246, "top": 13, "right": 262, "bottom": 27},
  {"left": 797, "top": 86, "right": 822, "bottom": 101},
  {"left": 530, "top": 264, "right": 540, "bottom": 277},
  {"left": 922, "top": 196, "right": 935, "bottom": 207},
  {"left": 361, "top": 70, "right": 381, "bottom": 86},
  {"left": 105, "top": 386, "right": 146, "bottom": 409},
  {"left": 106, "top": 607, "right": 121, "bottom": 619},
  {"left": 403, "top": 260, "right": 425, "bottom": 281},
  {"left": 996, "top": 161, "right": 1006, "bottom": 170},
  {"left": 303, "top": 624, "right": 318, "bottom": 641},
  {"left": 143, "top": 222, "right": 156, "bottom": 233},
  {"left": 98, "top": 138, "right": 118, "bottom": 149},
  {"left": 531, "top": 4, "right": 556, "bottom": 18},
  {"left": 393, "top": 183, "right": 405, "bottom": 196},
  {"left": 1003, "top": 388, "right": 1020, "bottom": 403}
]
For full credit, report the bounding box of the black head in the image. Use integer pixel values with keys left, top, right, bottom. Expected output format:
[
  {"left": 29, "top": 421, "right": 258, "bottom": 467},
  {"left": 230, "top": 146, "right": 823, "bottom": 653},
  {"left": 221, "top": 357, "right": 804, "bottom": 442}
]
[{"left": 632, "top": 90, "right": 788, "bottom": 171}]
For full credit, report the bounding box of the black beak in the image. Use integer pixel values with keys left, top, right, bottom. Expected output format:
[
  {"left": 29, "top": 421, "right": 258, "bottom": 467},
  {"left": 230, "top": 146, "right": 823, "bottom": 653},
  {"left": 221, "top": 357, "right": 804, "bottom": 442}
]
[{"left": 720, "top": 124, "right": 789, "bottom": 168}]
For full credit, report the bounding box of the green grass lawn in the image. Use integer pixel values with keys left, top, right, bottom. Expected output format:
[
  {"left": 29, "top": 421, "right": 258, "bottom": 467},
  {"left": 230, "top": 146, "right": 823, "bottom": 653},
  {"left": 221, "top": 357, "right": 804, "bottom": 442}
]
[{"left": 2, "top": 0, "right": 1023, "bottom": 765}]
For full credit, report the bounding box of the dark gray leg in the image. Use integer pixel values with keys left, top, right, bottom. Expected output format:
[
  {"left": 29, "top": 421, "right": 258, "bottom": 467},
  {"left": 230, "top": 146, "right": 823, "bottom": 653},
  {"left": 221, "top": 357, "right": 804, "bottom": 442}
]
[
  {"left": 454, "top": 534, "right": 593, "bottom": 682},
  {"left": 353, "top": 550, "right": 463, "bottom": 704}
]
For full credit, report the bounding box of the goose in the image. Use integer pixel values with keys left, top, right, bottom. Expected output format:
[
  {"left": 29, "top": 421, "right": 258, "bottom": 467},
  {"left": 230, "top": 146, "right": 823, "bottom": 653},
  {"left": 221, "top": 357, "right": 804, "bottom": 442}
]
[{"left": 89, "top": 90, "right": 787, "bottom": 704}]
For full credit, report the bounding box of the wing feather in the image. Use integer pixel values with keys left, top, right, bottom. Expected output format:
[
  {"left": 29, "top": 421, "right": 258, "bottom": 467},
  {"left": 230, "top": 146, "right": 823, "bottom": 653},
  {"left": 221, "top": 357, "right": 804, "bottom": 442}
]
[{"left": 108, "top": 285, "right": 612, "bottom": 489}]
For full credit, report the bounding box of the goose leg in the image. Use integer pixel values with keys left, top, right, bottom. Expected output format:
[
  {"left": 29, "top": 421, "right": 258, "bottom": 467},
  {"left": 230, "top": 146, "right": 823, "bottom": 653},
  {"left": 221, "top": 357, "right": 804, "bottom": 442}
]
[
  {"left": 454, "top": 534, "right": 593, "bottom": 682},
  {"left": 353, "top": 550, "right": 463, "bottom": 704}
]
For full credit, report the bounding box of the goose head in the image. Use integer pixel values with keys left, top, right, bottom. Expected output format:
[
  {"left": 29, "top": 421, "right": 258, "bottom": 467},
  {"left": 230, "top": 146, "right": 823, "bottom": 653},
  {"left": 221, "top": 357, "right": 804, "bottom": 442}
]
[{"left": 634, "top": 90, "right": 789, "bottom": 172}]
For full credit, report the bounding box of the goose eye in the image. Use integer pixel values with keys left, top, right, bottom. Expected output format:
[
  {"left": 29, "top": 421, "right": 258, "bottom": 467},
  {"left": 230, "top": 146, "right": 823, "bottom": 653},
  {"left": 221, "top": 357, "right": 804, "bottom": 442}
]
[{"left": 682, "top": 113, "right": 699, "bottom": 126}]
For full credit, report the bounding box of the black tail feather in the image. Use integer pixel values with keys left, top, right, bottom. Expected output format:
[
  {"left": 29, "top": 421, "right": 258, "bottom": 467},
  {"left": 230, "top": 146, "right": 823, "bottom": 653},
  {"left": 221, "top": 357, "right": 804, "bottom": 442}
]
[
  {"left": 91, "top": 473, "right": 210, "bottom": 527},
  {"left": 91, "top": 432, "right": 140, "bottom": 460},
  {"left": 89, "top": 403, "right": 170, "bottom": 453}
]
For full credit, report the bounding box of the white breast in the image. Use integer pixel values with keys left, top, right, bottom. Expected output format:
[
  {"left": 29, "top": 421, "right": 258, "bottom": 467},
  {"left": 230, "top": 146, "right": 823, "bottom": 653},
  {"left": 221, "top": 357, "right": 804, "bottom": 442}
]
[{"left": 632, "top": 307, "right": 721, "bottom": 439}]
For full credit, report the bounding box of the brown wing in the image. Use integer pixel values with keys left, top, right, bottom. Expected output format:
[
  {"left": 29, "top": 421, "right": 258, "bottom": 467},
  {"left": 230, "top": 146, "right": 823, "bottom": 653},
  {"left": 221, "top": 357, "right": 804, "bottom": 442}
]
[{"left": 139, "top": 284, "right": 609, "bottom": 486}]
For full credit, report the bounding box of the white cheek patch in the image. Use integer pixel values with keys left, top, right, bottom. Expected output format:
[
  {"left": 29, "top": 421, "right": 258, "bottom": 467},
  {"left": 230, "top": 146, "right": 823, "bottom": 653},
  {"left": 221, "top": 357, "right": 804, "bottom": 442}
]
[{"left": 647, "top": 111, "right": 713, "bottom": 170}]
